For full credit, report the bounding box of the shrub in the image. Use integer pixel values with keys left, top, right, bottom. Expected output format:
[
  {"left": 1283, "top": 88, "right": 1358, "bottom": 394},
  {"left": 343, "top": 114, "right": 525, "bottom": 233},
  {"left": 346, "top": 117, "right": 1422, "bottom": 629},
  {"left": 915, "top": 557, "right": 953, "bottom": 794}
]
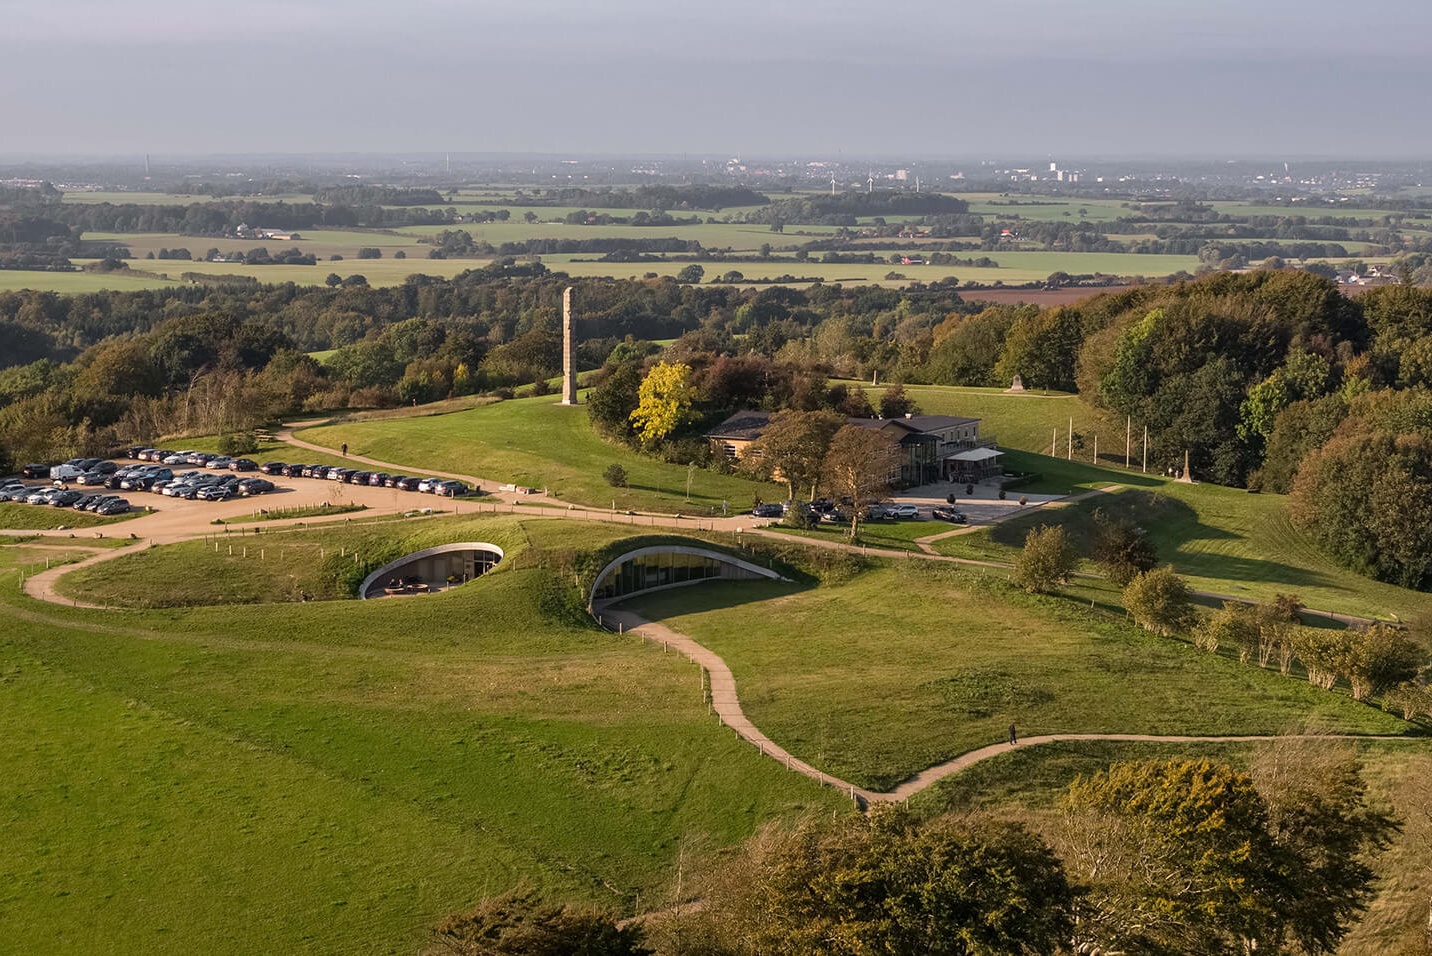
[
  {"left": 217, "top": 432, "right": 259, "bottom": 456},
  {"left": 1012, "top": 524, "right": 1076, "bottom": 594},
  {"left": 1123, "top": 566, "right": 1195, "bottom": 636},
  {"left": 603, "top": 463, "right": 628, "bottom": 488}
]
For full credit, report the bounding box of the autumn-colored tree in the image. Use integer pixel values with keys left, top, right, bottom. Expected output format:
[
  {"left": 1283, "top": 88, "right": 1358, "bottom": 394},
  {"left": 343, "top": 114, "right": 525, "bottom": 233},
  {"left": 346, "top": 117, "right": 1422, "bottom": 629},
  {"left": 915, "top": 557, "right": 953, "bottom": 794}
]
[
  {"left": 820, "top": 425, "right": 897, "bottom": 541},
  {"left": 1062, "top": 754, "right": 1398, "bottom": 956},
  {"left": 629, "top": 361, "right": 697, "bottom": 448},
  {"left": 678, "top": 809, "right": 1074, "bottom": 956},
  {"left": 429, "top": 889, "right": 649, "bottom": 956},
  {"left": 740, "top": 409, "right": 843, "bottom": 501}
]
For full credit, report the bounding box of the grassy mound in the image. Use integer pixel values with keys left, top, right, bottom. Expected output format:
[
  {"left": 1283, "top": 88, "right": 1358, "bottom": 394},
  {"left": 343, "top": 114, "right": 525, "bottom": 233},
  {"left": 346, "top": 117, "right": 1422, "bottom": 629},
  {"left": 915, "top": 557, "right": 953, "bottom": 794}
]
[{"left": 620, "top": 562, "right": 1412, "bottom": 791}]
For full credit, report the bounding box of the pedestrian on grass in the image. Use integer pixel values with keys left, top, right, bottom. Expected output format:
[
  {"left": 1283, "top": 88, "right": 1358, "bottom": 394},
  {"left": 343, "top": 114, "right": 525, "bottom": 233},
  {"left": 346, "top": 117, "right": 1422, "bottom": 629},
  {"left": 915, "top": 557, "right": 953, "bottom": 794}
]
[
  {"left": 341, "top": 442, "right": 348, "bottom": 457},
  {"left": 1008, "top": 723, "right": 1017, "bottom": 746}
]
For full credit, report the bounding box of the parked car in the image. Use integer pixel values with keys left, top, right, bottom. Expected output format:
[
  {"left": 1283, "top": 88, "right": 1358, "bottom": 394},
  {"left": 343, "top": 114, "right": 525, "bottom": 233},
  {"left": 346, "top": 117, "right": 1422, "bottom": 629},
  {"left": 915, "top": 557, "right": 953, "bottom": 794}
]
[
  {"left": 95, "top": 498, "right": 130, "bottom": 516},
  {"left": 259, "top": 462, "right": 287, "bottom": 475},
  {"left": 206, "top": 456, "right": 235, "bottom": 470},
  {"left": 51, "top": 489, "right": 84, "bottom": 507},
  {"left": 237, "top": 478, "right": 274, "bottom": 496},
  {"left": 22, "top": 463, "right": 53, "bottom": 479},
  {"left": 49, "top": 462, "right": 87, "bottom": 482},
  {"left": 187, "top": 452, "right": 216, "bottom": 466},
  {"left": 435, "top": 480, "right": 469, "bottom": 497},
  {"left": 347, "top": 471, "right": 371, "bottom": 485},
  {"left": 368, "top": 473, "right": 391, "bottom": 487},
  {"left": 230, "top": 458, "right": 258, "bottom": 472},
  {"left": 931, "top": 506, "right": 968, "bottom": 523},
  {"left": 752, "top": 503, "right": 784, "bottom": 518},
  {"left": 885, "top": 503, "right": 921, "bottom": 519}
]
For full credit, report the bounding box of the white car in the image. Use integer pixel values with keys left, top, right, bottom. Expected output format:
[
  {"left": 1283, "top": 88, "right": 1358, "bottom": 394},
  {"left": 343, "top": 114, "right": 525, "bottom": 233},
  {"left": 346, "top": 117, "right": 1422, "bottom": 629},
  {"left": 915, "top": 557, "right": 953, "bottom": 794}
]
[
  {"left": 49, "top": 463, "right": 86, "bottom": 481},
  {"left": 885, "top": 503, "right": 921, "bottom": 519}
]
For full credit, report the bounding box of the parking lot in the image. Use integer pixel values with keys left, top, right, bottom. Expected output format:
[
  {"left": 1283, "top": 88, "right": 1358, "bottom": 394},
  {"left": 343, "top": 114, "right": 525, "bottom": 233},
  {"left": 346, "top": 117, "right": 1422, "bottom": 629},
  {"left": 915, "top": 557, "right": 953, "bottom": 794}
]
[{"left": 3, "top": 449, "right": 484, "bottom": 528}]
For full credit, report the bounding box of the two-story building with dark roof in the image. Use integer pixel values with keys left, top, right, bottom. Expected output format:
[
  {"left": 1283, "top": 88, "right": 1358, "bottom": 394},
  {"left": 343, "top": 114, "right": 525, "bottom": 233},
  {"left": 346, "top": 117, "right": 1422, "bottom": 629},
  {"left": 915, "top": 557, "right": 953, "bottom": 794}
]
[{"left": 706, "top": 410, "right": 1002, "bottom": 488}]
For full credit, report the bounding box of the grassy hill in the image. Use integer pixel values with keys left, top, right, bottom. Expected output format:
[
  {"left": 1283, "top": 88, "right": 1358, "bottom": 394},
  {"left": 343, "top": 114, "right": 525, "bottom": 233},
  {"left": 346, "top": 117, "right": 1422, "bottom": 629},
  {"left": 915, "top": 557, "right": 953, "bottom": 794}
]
[
  {"left": 1, "top": 517, "right": 839, "bottom": 953},
  {"left": 296, "top": 395, "right": 784, "bottom": 515},
  {"left": 620, "top": 563, "right": 1410, "bottom": 792}
]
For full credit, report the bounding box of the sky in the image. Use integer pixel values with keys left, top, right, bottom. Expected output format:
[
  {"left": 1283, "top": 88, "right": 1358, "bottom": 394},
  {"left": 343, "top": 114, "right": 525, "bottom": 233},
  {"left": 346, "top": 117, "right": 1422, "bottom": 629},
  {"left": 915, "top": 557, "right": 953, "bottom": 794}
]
[{"left": 3, "top": 0, "right": 1430, "bottom": 160}]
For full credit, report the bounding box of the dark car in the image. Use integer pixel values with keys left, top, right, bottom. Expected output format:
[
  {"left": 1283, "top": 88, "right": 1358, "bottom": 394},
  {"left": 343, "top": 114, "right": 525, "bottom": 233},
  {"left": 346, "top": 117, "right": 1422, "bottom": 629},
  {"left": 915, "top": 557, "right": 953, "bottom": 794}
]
[
  {"left": 259, "top": 462, "right": 287, "bottom": 475},
  {"left": 51, "top": 489, "right": 84, "bottom": 507},
  {"left": 394, "top": 476, "right": 424, "bottom": 491},
  {"left": 752, "top": 503, "right": 784, "bottom": 518},
  {"left": 237, "top": 477, "right": 275, "bottom": 496},
  {"left": 301, "top": 464, "right": 325, "bottom": 479},
  {"left": 384, "top": 475, "right": 408, "bottom": 488},
  {"left": 22, "top": 463, "right": 52, "bottom": 479},
  {"left": 368, "top": 473, "right": 390, "bottom": 487},
  {"left": 230, "top": 458, "right": 258, "bottom": 472},
  {"left": 931, "top": 506, "right": 967, "bottom": 523},
  {"left": 95, "top": 498, "right": 130, "bottom": 516}
]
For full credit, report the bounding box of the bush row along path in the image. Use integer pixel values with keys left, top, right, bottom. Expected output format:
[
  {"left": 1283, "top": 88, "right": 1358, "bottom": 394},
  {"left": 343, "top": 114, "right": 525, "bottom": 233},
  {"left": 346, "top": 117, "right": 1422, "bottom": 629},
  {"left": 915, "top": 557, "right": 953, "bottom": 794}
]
[{"left": 6, "top": 421, "right": 1411, "bottom": 805}]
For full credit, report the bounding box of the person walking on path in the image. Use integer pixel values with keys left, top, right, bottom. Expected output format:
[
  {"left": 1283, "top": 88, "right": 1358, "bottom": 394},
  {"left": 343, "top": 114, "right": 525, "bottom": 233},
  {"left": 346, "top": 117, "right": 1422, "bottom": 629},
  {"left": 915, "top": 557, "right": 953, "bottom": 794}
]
[
  {"left": 1008, "top": 723, "right": 1017, "bottom": 746},
  {"left": 341, "top": 442, "right": 348, "bottom": 457}
]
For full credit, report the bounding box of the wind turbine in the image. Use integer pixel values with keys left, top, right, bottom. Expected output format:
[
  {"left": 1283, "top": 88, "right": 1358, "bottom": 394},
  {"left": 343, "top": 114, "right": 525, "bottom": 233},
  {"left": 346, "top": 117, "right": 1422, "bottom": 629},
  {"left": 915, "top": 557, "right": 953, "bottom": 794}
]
[
  {"left": 867, "top": 172, "right": 874, "bottom": 194},
  {"left": 831, "top": 173, "right": 837, "bottom": 196}
]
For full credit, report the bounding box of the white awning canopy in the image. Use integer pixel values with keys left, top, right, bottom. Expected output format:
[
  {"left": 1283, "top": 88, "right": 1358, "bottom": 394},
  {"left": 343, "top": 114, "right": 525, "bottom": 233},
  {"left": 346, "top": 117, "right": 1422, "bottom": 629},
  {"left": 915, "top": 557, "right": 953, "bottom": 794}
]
[{"left": 944, "top": 448, "right": 1002, "bottom": 463}]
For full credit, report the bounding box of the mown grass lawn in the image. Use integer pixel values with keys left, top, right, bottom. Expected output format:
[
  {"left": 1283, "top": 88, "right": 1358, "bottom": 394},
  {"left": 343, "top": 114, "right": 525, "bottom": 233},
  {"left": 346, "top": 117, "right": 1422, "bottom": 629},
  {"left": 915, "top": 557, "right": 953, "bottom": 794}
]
[
  {"left": 0, "top": 525, "right": 839, "bottom": 954},
  {"left": 620, "top": 563, "right": 1411, "bottom": 792},
  {"left": 931, "top": 466, "right": 1432, "bottom": 622},
  {"left": 297, "top": 395, "right": 784, "bottom": 515}
]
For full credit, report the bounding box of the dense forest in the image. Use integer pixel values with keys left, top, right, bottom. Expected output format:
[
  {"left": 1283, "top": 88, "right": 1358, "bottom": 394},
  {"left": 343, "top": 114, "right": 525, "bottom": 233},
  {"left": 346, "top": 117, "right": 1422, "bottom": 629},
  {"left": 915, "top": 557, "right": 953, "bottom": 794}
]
[{"left": 4, "top": 265, "right": 1432, "bottom": 589}]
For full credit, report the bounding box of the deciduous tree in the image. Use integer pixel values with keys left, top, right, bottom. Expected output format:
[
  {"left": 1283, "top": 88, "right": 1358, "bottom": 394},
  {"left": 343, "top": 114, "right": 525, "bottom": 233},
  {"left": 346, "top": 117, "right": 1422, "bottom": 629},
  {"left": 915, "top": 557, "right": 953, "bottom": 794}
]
[
  {"left": 740, "top": 409, "right": 843, "bottom": 502},
  {"left": 1013, "top": 524, "right": 1076, "bottom": 594},
  {"left": 629, "top": 361, "right": 697, "bottom": 448},
  {"left": 1122, "top": 566, "right": 1195, "bottom": 636},
  {"left": 821, "top": 425, "right": 897, "bottom": 541}
]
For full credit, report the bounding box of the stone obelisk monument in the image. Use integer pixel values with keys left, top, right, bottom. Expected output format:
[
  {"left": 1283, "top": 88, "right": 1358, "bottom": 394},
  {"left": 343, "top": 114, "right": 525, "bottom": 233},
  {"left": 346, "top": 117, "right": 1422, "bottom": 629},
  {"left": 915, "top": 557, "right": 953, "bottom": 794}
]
[{"left": 561, "top": 286, "right": 577, "bottom": 405}]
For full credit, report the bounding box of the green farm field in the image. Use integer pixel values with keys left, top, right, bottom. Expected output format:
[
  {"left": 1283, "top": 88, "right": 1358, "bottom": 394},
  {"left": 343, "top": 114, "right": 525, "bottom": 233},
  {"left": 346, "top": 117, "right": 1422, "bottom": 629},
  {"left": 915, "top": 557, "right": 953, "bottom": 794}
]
[
  {"left": 85, "top": 229, "right": 430, "bottom": 260},
  {"left": 620, "top": 563, "right": 1410, "bottom": 792},
  {"left": 296, "top": 394, "right": 784, "bottom": 514},
  {"left": 0, "top": 516, "right": 840, "bottom": 953}
]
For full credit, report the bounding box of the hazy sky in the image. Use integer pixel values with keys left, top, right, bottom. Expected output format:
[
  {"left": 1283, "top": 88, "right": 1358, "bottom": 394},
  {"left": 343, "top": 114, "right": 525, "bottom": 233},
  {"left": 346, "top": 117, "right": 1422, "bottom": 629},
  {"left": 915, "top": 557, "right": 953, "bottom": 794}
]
[{"left": 3, "top": 0, "right": 1429, "bottom": 159}]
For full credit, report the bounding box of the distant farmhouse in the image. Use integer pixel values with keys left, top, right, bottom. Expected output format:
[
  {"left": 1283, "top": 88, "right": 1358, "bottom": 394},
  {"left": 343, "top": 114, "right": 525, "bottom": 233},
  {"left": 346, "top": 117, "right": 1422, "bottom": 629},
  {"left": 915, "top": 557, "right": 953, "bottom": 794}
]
[
  {"left": 233, "top": 223, "right": 302, "bottom": 241},
  {"left": 707, "top": 411, "right": 1002, "bottom": 488}
]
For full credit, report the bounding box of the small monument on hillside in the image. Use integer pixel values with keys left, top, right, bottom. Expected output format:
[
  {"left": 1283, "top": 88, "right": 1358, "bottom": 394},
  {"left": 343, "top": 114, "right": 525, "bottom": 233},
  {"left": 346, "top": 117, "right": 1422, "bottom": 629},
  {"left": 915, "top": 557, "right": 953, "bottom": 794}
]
[
  {"left": 1176, "top": 448, "right": 1194, "bottom": 483},
  {"left": 1006, "top": 374, "right": 1025, "bottom": 393},
  {"left": 561, "top": 286, "right": 578, "bottom": 405}
]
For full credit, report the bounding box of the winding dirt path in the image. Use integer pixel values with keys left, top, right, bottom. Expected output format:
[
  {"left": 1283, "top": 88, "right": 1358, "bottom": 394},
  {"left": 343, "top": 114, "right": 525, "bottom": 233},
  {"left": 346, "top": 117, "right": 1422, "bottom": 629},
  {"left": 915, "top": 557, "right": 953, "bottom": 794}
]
[{"left": 592, "top": 604, "right": 1413, "bottom": 807}]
